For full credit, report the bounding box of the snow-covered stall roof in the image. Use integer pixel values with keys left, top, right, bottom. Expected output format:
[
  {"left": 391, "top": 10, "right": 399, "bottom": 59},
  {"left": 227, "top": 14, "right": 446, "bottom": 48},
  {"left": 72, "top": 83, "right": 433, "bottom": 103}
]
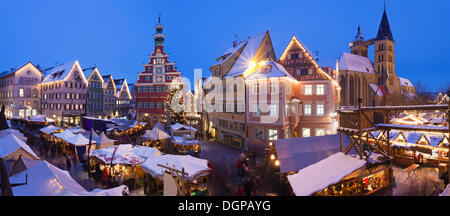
[
  {"left": 339, "top": 52, "right": 375, "bottom": 74},
  {"left": 131, "top": 145, "right": 163, "bottom": 159},
  {"left": 391, "top": 114, "right": 427, "bottom": 125},
  {"left": 92, "top": 131, "right": 116, "bottom": 145},
  {"left": 0, "top": 134, "right": 38, "bottom": 159},
  {"left": 173, "top": 136, "right": 199, "bottom": 146},
  {"left": 0, "top": 128, "right": 27, "bottom": 142},
  {"left": 244, "top": 59, "right": 294, "bottom": 80},
  {"left": 171, "top": 123, "right": 197, "bottom": 132},
  {"left": 40, "top": 125, "right": 62, "bottom": 135},
  {"left": 274, "top": 134, "right": 356, "bottom": 174},
  {"left": 441, "top": 184, "right": 450, "bottom": 196},
  {"left": 28, "top": 114, "right": 55, "bottom": 123},
  {"left": 224, "top": 32, "right": 267, "bottom": 78},
  {"left": 63, "top": 133, "right": 96, "bottom": 146},
  {"left": 9, "top": 156, "right": 41, "bottom": 176},
  {"left": 67, "top": 127, "right": 87, "bottom": 134},
  {"left": 287, "top": 152, "right": 366, "bottom": 196},
  {"left": 90, "top": 144, "right": 146, "bottom": 165},
  {"left": 423, "top": 134, "right": 446, "bottom": 147},
  {"left": 87, "top": 185, "right": 128, "bottom": 196},
  {"left": 53, "top": 130, "right": 76, "bottom": 140},
  {"left": 142, "top": 127, "right": 171, "bottom": 141},
  {"left": 9, "top": 161, "right": 88, "bottom": 196},
  {"left": 141, "top": 154, "right": 211, "bottom": 181},
  {"left": 42, "top": 60, "right": 77, "bottom": 84}
]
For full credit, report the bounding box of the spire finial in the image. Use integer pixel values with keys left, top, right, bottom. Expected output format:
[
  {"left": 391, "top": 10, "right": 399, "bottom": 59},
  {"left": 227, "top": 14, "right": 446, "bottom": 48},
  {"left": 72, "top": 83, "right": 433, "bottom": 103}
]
[
  {"left": 158, "top": 13, "right": 161, "bottom": 24},
  {"left": 384, "top": 0, "right": 386, "bottom": 11}
]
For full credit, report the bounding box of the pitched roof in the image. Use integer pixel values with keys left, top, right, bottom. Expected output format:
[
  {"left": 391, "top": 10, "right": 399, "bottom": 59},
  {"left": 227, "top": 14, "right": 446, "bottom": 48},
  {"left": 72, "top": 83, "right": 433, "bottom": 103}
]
[
  {"left": 398, "top": 77, "right": 413, "bottom": 87},
  {"left": 244, "top": 59, "right": 295, "bottom": 80},
  {"left": 42, "top": 60, "right": 77, "bottom": 83},
  {"left": 376, "top": 9, "right": 394, "bottom": 41},
  {"left": 224, "top": 31, "right": 268, "bottom": 78},
  {"left": 339, "top": 52, "right": 375, "bottom": 74}
]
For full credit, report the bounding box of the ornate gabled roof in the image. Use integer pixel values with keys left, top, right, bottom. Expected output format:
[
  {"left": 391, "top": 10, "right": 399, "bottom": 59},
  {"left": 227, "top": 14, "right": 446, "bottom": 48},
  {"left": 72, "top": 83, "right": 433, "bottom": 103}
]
[{"left": 376, "top": 9, "right": 394, "bottom": 42}]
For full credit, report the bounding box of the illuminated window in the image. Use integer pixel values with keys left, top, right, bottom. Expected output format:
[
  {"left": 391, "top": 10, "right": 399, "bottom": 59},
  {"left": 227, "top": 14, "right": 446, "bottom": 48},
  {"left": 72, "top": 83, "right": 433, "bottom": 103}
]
[
  {"left": 316, "top": 84, "right": 325, "bottom": 95},
  {"left": 304, "top": 85, "right": 312, "bottom": 95},
  {"left": 302, "top": 128, "right": 311, "bottom": 137},
  {"left": 316, "top": 128, "right": 326, "bottom": 136},
  {"left": 19, "top": 88, "right": 24, "bottom": 97},
  {"left": 304, "top": 104, "right": 312, "bottom": 115},
  {"left": 317, "top": 104, "right": 325, "bottom": 115},
  {"left": 268, "top": 129, "right": 278, "bottom": 140}
]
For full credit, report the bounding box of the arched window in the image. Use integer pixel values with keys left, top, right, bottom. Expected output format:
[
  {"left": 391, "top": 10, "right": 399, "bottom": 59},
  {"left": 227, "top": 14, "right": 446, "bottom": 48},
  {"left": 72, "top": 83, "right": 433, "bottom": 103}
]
[
  {"left": 349, "top": 76, "right": 355, "bottom": 106},
  {"left": 19, "top": 88, "right": 24, "bottom": 97},
  {"left": 339, "top": 75, "right": 346, "bottom": 105}
]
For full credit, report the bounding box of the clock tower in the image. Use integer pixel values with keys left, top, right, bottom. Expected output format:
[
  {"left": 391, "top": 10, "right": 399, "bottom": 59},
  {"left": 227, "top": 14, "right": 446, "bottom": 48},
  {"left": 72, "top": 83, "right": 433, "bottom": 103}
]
[{"left": 135, "top": 16, "right": 182, "bottom": 123}]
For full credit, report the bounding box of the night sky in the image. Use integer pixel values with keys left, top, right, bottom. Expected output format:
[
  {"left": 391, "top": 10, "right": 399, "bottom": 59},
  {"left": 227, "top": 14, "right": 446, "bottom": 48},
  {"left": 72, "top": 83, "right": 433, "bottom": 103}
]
[{"left": 1, "top": 0, "right": 449, "bottom": 91}]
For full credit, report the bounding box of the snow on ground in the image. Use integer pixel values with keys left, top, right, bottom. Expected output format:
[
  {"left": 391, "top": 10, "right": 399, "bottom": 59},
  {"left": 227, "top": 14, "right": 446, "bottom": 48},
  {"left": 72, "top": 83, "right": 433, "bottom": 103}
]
[{"left": 388, "top": 166, "right": 445, "bottom": 196}]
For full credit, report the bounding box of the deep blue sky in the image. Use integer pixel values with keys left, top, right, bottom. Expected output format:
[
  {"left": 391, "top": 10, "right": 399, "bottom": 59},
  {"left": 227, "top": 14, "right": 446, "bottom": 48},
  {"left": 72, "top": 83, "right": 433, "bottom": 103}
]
[{"left": 1, "top": 0, "right": 449, "bottom": 91}]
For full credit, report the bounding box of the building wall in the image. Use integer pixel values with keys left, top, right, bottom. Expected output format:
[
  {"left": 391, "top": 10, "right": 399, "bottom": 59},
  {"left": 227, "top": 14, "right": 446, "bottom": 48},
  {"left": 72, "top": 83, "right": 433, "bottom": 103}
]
[
  {"left": 41, "top": 63, "right": 87, "bottom": 126},
  {"left": 86, "top": 70, "right": 104, "bottom": 117},
  {"left": 0, "top": 63, "right": 42, "bottom": 119},
  {"left": 103, "top": 77, "right": 117, "bottom": 118}
]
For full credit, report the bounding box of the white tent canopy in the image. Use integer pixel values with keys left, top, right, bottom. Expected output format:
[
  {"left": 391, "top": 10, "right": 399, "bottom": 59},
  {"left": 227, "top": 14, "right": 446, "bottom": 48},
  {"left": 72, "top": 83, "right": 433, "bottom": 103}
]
[
  {"left": 171, "top": 123, "right": 197, "bottom": 132},
  {"left": 141, "top": 154, "right": 210, "bottom": 181},
  {"left": 63, "top": 133, "right": 96, "bottom": 146},
  {"left": 92, "top": 131, "right": 116, "bottom": 147},
  {"left": 0, "top": 134, "right": 38, "bottom": 159},
  {"left": 173, "top": 136, "right": 199, "bottom": 146},
  {"left": 90, "top": 144, "right": 147, "bottom": 165},
  {"left": 28, "top": 114, "right": 55, "bottom": 123},
  {"left": 131, "top": 145, "right": 163, "bottom": 159},
  {"left": 9, "top": 161, "right": 88, "bottom": 196},
  {"left": 53, "top": 130, "right": 76, "bottom": 140},
  {"left": 40, "top": 125, "right": 62, "bottom": 135},
  {"left": 274, "top": 134, "right": 355, "bottom": 174},
  {"left": 142, "top": 127, "right": 171, "bottom": 141},
  {"left": 287, "top": 152, "right": 367, "bottom": 196},
  {"left": 9, "top": 160, "right": 127, "bottom": 196},
  {"left": 67, "top": 127, "right": 87, "bottom": 134},
  {"left": 441, "top": 184, "right": 450, "bottom": 196}
]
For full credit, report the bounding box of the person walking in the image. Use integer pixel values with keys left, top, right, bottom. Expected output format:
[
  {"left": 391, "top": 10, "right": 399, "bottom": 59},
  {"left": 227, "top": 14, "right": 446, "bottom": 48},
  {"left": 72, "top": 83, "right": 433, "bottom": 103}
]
[
  {"left": 236, "top": 157, "right": 242, "bottom": 177},
  {"left": 65, "top": 155, "right": 72, "bottom": 172}
]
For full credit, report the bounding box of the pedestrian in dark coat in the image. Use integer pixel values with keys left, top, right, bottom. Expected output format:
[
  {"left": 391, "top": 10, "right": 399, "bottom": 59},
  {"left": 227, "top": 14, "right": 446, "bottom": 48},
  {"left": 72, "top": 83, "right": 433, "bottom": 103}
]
[
  {"left": 243, "top": 178, "right": 253, "bottom": 196},
  {"left": 66, "top": 155, "right": 72, "bottom": 171}
]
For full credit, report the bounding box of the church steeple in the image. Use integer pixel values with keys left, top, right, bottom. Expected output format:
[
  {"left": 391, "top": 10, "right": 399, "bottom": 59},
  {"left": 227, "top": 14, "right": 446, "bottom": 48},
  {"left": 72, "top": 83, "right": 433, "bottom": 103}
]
[
  {"left": 353, "top": 24, "right": 364, "bottom": 42},
  {"left": 376, "top": 8, "right": 394, "bottom": 42},
  {"left": 154, "top": 14, "right": 165, "bottom": 53}
]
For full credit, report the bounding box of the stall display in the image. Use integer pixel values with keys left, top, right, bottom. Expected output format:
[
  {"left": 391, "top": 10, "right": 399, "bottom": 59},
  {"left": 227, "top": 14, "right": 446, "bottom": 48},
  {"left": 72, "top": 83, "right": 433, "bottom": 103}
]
[{"left": 173, "top": 135, "right": 200, "bottom": 156}]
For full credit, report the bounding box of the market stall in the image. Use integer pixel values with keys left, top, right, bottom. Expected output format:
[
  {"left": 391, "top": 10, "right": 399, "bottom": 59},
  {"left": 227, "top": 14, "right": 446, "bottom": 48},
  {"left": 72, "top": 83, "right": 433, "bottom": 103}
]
[
  {"left": 140, "top": 154, "right": 211, "bottom": 196},
  {"left": 287, "top": 152, "right": 393, "bottom": 196},
  {"left": 89, "top": 144, "right": 161, "bottom": 190},
  {"left": 171, "top": 123, "right": 197, "bottom": 137},
  {"left": 0, "top": 128, "right": 27, "bottom": 143},
  {"left": 39, "top": 125, "right": 63, "bottom": 141},
  {"left": 0, "top": 134, "right": 39, "bottom": 160},
  {"left": 172, "top": 135, "right": 200, "bottom": 156},
  {"left": 92, "top": 131, "right": 116, "bottom": 149},
  {"left": 141, "top": 127, "right": 171, "bottom": 149},
  {"left": 9, "top": 160, "right": 128, "bottom": 196}
]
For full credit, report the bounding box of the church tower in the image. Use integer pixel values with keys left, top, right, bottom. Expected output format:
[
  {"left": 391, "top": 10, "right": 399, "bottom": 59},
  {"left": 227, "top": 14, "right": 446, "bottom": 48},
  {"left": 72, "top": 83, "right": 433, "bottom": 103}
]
[
  {"left": 154, "top": 16, "right": 165, "bottom": 54},
  {"left": 374, "top": 8, "right": 399, "bottom": 93},
  {"left": 350, "top": 25, "right": 368, "bottom": 57}
]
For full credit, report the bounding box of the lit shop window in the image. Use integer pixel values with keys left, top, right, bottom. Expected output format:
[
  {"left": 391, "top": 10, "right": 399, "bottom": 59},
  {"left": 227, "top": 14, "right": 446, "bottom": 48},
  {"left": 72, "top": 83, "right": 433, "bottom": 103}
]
[
  {"left": 316, "top": 128, "right": 326, "bottom": 136},
  {"left": 302, "top": 128, "right": 311, "bottom": 137},
  {"left": 19, "top": 88, "right": 24, "bottom": 97},
  {"left": 270, "top": 105, "right": 278, "bottom": 117},
  {"left": 268, "top": 129, "right": 278, "bottom": 140}
]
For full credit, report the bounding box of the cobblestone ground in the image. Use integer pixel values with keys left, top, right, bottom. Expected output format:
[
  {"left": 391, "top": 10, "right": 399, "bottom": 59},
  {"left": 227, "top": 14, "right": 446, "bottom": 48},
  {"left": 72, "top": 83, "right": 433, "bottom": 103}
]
[
  {"left": 390, "top": 166, "right": 445, "bottom": 196},
  {"left": 198, "top": 140, "right": 282, "bottom": 196}
]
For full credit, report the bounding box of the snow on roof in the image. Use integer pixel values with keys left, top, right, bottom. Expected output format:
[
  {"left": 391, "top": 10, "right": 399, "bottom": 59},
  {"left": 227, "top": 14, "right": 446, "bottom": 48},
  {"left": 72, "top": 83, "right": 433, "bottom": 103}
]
[
  {"left": 42, "top": 60, "right": 77, "bottom": 83},
  {"left": 131, "top": 145, "right": 163, "bottom": 159},
  {"left": 90, "top": 144, "right": 146, "bottom": 165},
  {"left": 92, "top": 132, "right": 116, "bottom": 144},
  {"left": 376, "top": 123, "right": 448, "bottom": 132},
  {"left": 40, "top": 125, "right": 62, "bottom": 135},
  {"left": 398, "top": 77, "right": 413, "bottom": 87},
  {"left": 0, "top": 134, "right": 38, "bottom": 159},
  {"left": 172, "top": 136, "right": 199, "bottom": 146},
  {"left": 0, "top": 128, "right": 27, "bottom": 142},
  {"left": 9, "top": 161, "right": 87, "bottom": 196},
  {"left": 82, "top": 67, "right": 96, "bottom": 80},
  {"left": 63, "top": 133, "right": 96, "bottom": 146},
  {"left": 287, "top": 152, "right": 366, "bottom": 196},
  {"left": 87, "top": 185, "right": 128, "bottom": 196},
  {"left": 400, "top": 132, "right": 423, "bottom": 143},
  {"left": 339, "top": 53, "right": 375, "bottom": 74},
  {"left": 423, "top": 134, "right": 445, "bottom": 147},
  {"left": 171, "top": 123, "right": 197, "bottom": 132},
  {"left": 141, "top": 154, "right": 211, "bottom": 181},
  {"left": 53, "top": 130, "right": 76, "bottom": 140},
  {"left": 224, "top": 32, "right": 267, "bottom": 78},
  {"left": 274, "top": 134, "right": 356, "bottom": 174},
  {"left": 244, "top": 59, "right": 294, "bottom": 80},
  {"left": 28, "top": 114, "right": 55, "bottom": 123},
  {"left": 142, "top": 128, "right": 171, "bottom": 141}
]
